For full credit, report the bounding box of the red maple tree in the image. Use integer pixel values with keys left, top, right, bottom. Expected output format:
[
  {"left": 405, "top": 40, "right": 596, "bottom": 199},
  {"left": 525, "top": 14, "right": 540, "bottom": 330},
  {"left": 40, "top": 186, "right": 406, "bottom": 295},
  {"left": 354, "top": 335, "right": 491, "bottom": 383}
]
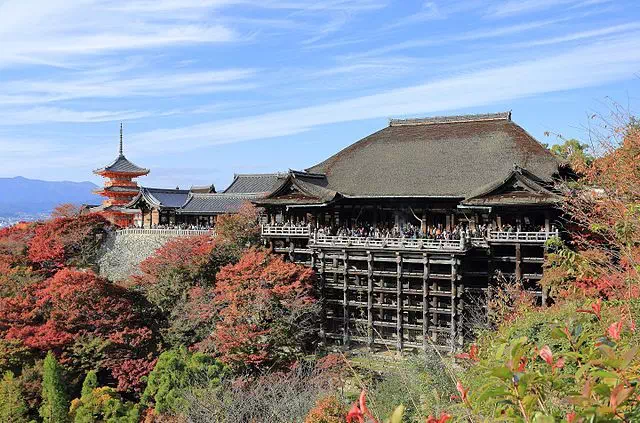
[
  {"left": 0, "top": 268, "right": 159, "bottom": 391},
  {"left": 28, "top": 214, "right": 111, "bottom": 272},
  {"left": 204, "top": 248, "right": 318, "bottom": 371}
]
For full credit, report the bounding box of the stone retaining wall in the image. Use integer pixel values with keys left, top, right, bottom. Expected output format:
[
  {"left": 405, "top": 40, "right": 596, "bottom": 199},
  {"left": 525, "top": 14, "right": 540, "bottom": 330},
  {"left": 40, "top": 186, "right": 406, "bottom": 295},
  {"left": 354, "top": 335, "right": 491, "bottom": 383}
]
[{"left": 97, "top": 230, "right": 195, "bottom": 281}]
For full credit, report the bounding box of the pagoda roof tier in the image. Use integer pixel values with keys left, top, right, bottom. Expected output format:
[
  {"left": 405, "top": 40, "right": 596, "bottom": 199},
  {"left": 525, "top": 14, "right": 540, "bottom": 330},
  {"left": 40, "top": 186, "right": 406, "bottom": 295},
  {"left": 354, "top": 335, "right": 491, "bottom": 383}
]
[
  {"left": 88, "top": 204, "right": 140, "bottom": 214},
  {"left": 95, "top": 185, "right": 141, "bottom": 195},
  {"left": 94, "top": 154, "right": 149, "bottom": 176}
]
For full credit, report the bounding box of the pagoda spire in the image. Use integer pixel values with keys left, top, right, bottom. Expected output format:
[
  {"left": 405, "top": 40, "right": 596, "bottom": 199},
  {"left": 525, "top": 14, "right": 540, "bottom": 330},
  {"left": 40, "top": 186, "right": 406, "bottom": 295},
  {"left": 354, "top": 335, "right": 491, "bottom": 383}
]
[{"left": 119, "top": 122, "right": 123, "bottom": 156}]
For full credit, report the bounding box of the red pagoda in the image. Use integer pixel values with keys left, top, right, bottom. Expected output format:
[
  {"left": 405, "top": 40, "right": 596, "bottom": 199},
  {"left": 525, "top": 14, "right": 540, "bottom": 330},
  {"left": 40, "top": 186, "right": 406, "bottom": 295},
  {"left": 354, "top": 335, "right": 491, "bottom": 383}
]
[{"left": 93, "top": 124, "right": 149, "bottom": 227}]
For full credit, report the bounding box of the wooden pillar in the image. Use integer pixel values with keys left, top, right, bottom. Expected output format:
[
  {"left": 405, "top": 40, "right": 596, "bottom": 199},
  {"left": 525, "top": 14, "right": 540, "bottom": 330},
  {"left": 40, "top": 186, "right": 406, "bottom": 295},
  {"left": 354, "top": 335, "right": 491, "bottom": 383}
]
[
  {"left": 457, "top": 257, "right": 464, "bottom": 349},
  {"left": 430, "top": 277, "right": 438, "bottom": 343},
  {"left": 367, "top": 251, "right": 374, "bottom": 349},
  {"left": 542, "top": 245, "right": 549, "bottom": 307},
  {"left": 450, "top": 255, "right": 457, "bottom": 352},
  {"left": 288, "top": 238, "right": 295, "bottom": 262},
  {"left": 319, "top": 251, "right": 326, "bottom": 345},
  {"left": 515, "top": 243, "right": 522, "bottom": 282},
  {"left": 544, "top": 211, "right": 551, "bottom": 232},
  {"left": 342, "top": 250, "right": 349, "bottom": 347},
  {"left": 396, "top": 252, "right": 403, "bottom": 351},
  {"left": 422, "top": 254, "right": 430, "bottom": 352}
]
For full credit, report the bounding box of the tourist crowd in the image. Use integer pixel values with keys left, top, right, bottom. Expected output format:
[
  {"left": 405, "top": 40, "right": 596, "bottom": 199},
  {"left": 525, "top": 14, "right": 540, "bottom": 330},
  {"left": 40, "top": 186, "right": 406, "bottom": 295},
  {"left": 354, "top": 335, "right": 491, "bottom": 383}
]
[
  {"left": 132, "top": 223, "right": 214, "bottom": 230},
  {"left": 268, "top": 220, "right": 553, "bottom": 240}
]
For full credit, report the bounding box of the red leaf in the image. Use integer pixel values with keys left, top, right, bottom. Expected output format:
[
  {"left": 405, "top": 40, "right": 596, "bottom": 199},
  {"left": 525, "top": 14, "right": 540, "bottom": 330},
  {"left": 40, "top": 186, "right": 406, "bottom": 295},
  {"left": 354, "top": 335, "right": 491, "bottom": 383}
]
[
  {"left": 539, "top": 345, "right": 554, "bottom": 366},
  {"left": 607, "top": 320, "right": 624, "bottom": 341}
]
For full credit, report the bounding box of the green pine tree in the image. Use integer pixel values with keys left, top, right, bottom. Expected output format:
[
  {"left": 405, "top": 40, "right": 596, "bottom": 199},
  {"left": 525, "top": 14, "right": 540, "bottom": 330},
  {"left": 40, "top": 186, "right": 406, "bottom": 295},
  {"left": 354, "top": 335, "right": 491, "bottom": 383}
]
[
  {"left": 39, "top": 352, "right": 69, "bottom": 423},
  {"left": 80, "top": 370, "right": 98, "bottom": 399},
  {"left": 0, "top": 371, "right": 29, "bottom": 423}
]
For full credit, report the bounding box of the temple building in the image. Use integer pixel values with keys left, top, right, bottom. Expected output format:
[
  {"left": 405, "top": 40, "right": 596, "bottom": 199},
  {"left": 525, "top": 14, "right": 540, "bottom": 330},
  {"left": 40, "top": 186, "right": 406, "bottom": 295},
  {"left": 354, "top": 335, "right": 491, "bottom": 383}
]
[
  {"left": 126, "top": 174, "right": 285, "bottom": 228},
  {"left": 93, "top": 111, "right": 568, "bottom": 352},
  {"left": 93, "top": 124, "right": 149, "bottom": 227},
  {"left": 255, "top": 112, "right": 568, "bottom": 351}
]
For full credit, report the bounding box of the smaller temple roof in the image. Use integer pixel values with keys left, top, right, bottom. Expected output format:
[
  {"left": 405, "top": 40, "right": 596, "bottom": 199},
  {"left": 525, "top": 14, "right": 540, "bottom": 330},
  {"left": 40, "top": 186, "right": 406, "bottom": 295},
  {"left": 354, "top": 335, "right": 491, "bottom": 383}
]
[
  {"left": 129, "top": 187, "right": 191, "bottom": 209},
  {"left": 190, "top": 184, "right": 216, "bottom": 194},
  {"left": 223, "top": 173, "right": 287, "bottom": 194},
  {"left": 462, "top": 165, "right": 562, "bottom": 207},
  {"left": 254, "top": 170, "right": 339, "bottom": 206},
  {"left": 178, "top": 193, "right": 257, "bottom": 215}
]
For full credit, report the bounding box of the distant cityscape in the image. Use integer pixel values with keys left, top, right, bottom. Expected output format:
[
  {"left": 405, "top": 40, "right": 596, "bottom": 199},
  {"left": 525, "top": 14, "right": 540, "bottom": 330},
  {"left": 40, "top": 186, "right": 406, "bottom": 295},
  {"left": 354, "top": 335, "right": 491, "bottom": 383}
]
[{"left": 0, "top": 214, "right": 49, "bottom": 228}]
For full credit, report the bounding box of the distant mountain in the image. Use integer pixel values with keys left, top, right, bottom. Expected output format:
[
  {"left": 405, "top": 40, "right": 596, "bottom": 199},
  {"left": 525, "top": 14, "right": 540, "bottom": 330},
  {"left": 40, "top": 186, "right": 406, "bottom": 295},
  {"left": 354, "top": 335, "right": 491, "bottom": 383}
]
[{"left": 0, "top": 176, "right": 101, "bottom": 218}]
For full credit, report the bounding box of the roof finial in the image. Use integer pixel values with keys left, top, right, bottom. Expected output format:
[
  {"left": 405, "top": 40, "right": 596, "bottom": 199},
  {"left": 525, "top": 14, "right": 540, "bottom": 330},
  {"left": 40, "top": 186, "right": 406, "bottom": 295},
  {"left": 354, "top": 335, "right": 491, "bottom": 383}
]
[{"left": 119, "top": 122, "right": 123, "bottom": 156}]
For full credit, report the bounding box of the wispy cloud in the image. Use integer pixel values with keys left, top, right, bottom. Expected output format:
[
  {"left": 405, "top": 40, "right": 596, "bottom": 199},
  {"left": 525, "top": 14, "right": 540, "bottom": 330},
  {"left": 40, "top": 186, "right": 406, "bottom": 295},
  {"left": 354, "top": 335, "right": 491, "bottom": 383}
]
[
  {"left": 343, "top": 18, "right": 568, "bottom": 59},
  {"left": 487, "top": 0, "right": 612, "bottom": 18},
  {"left": 1, "top": 0, "right": 638, "bottom": 185},
  {"left": 382, "top": 1, "right": 443, "bottom": 30},
  {"left": 127, "top": 34, "right": 640, "bottom": 154},
  {"left": 506, "top": 22, "right": 640, "bottom": 48},
  {"left": 0, "top": 69, "right": 257, "bottom": 106}
]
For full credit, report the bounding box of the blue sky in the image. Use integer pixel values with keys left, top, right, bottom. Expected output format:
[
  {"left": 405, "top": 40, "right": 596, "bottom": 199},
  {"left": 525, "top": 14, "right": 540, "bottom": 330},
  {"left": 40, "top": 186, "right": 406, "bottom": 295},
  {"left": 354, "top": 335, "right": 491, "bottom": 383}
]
[{"left": 1, "top": 0, "right": 639, "bottom": 190}]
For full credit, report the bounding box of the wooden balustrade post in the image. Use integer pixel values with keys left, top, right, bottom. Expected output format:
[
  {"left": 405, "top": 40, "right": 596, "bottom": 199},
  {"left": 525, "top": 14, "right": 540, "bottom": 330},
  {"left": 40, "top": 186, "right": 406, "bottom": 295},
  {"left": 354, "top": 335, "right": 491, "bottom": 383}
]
[
  {"left": 367, "top": 251, "right": 374, "bottom": 349},
  {"left": 342, "top": 250, "right": 349, "bottom": 347},
  {"left": 396, "top": 252, "right": 403, "bottom": 351},
  {"left": 450, "top": 255, "right": 458, "bottom": 352},
  {"left": 422, "top": 254, "right": 430, "bottom": 352}
]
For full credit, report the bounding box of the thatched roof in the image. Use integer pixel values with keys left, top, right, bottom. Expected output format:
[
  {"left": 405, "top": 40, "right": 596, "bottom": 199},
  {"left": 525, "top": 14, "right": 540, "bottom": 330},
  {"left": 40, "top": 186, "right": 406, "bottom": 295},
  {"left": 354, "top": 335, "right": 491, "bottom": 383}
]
[{"left": 305, "top": 112, "right": 560, "bottom": 198}]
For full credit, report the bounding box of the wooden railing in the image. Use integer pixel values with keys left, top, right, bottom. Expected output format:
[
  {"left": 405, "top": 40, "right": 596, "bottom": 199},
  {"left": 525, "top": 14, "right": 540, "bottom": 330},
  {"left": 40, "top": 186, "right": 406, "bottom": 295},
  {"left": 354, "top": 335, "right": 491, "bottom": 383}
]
[
  {"left": 309, "top": 235, "right": 466, "bottom": 251},
  {"left": 488, "top": 230, "right": 559, "bottom": 243},
  {"left": 261, "top": 224, "right": 311, "bottom": 237},
  {"left": 260, "top": 225, "right": 560, "bottom": 248},
  {"left": 116, "top": 228, "right": 213, "bottom": 237}
]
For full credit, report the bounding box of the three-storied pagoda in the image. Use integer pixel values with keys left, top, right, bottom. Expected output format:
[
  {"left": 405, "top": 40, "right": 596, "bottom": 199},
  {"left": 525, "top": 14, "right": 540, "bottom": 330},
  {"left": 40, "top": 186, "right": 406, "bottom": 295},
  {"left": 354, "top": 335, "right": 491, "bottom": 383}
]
[{"left": 93, "top": 124, "right": 149, "bottom": 226}]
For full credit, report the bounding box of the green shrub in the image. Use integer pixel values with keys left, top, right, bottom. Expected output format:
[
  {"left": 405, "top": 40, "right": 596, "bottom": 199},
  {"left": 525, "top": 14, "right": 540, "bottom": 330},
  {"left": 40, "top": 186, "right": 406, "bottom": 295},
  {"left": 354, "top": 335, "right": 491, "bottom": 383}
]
[
  {"left": 69, "top": 371, "right": 139, "bottom": 423},
  {"left": 141, "top": 347, "right": 227, "bottom": 415},
  {"left": 458, "top": 300, "right": 640, "bottom": 421}
]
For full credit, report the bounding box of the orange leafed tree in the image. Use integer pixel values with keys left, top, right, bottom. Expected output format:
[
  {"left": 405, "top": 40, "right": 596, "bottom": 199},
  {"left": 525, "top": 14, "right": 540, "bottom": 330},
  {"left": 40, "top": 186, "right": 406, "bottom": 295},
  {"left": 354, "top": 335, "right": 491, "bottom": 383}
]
[
  {"left": 50, "top": 203, "right": 80, "bottom": 219},
  {"left": 213, "top": 202, "right": 261, "bottom": 247},
  {"left": 204, "top": 248, "right": 318, "bottom": 372},
  {"left": 544, "top": 106, "right": 640, "bottom": 300},
  {"left": 27, "top": 214, "right": 111, "bottom": 272},
  {"left": 0, "top": 267, "right": 160, "bottom": 392}
]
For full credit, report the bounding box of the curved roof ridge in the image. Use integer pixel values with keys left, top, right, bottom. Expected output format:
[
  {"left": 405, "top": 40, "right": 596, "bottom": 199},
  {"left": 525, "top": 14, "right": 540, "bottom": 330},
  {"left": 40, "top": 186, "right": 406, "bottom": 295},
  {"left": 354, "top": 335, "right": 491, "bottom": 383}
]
[
  {"left": 389, "top": 111, "right": 511, "bottom": 127},
  {"left": 189, "top": 192, "right": 258, "bottom": 198},
  {"left": 93, "top": 154, "right": 149, "bottom": 175}
]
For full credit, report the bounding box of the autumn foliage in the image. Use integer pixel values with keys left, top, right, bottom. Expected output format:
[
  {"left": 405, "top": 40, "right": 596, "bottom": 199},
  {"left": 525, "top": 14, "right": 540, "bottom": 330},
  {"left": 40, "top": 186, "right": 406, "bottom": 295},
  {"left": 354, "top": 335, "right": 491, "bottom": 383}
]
[
  {"left": 50, "top": 203, "right": 80, "bottom": 219},
  {"left": 542, "top": 110, "right": 640, "bottom": 301},
  {"left": 27, "top": 214, "right": 111, "bottom": 272},
  {"left": 205, "top": 248, "right": 318, "bottom": 371},
  {"left": 0, "top": 268, "right": 159, "bottom": 392},
  {"left": 213, "top": 202, "right": 261, "bottom": 247}
]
